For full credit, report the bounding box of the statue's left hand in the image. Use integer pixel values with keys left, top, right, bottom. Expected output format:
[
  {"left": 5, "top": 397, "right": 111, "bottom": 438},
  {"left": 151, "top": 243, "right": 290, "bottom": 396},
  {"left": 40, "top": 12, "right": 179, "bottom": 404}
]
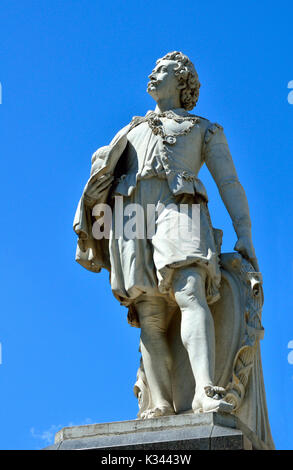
[{"left": 234, "top": 235, "right": 259, "bottom": 272}]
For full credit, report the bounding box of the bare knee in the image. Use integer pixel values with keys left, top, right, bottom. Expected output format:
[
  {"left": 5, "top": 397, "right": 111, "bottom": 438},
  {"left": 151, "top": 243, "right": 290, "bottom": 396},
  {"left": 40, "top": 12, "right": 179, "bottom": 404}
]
[
  {"left": 173, "top": 266, "right": 207, "bottom": 310},
  {"left": 135, "top": 297, "right": 169, "bottom": 341},
  {"left": 140, "top": 314, "right": 168, "bottom": 341},
  {"left": 172, "top": 267, "right": 212, "bottom": 349},
  {"left": 138, "top": 305, "right": 173, "bottom": 370}
]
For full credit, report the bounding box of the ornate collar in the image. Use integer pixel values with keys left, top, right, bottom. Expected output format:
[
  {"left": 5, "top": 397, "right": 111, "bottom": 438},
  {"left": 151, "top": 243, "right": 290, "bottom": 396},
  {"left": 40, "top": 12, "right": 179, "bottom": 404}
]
[
  {"left": 144, "top": 109, "right": 199, "bottom": 144},
  {"left": 146, "top": 108, "right": 199, "bottom": 123}
]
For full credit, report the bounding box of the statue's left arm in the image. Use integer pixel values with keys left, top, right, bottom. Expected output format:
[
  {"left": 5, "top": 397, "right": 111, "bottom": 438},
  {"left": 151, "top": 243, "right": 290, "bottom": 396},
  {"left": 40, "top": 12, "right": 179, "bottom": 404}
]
[{"left": 204, "top": 123, "right": 259, "bottom": 271}]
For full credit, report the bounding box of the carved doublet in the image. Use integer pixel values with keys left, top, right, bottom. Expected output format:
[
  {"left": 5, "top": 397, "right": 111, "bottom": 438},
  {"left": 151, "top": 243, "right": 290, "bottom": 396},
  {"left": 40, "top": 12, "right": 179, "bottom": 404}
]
[{"left": 115, "top": 109, "right": 221, "bottom": 200}]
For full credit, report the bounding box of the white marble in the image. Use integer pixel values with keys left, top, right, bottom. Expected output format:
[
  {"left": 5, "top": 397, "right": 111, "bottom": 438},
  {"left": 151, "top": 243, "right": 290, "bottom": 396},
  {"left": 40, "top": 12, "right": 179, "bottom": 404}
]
[{"left": 73, "top": 52, "right": 274, "bottom": 449}]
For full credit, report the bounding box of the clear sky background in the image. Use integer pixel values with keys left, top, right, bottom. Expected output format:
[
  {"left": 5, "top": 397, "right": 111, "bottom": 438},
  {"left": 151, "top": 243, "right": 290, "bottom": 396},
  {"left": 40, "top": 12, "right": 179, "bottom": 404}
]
[{"left": 0, "top": 0, "right": 292, "bottom": 450}]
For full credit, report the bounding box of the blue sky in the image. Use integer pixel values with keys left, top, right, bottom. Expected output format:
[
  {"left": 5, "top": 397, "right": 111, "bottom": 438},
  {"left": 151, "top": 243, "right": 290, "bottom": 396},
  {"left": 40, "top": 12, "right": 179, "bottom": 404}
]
[{"left": 0, "top": 0, "right": 292, "bottom": 450}]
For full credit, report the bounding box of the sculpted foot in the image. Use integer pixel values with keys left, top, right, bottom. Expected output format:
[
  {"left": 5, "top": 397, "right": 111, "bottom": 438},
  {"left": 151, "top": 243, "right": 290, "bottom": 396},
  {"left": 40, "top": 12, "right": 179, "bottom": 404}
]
[
  {"left": 141, "top": 405, "right": 175, "bottom": 419},
  {"left": 192, "top": 385, "right": 234, "bottom": 414}
]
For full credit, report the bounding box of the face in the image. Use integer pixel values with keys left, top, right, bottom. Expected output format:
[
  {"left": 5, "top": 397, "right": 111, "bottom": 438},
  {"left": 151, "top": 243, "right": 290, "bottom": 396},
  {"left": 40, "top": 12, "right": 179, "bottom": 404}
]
[{"left": 147, "top": 59, "right": 180, "bottom": 102}]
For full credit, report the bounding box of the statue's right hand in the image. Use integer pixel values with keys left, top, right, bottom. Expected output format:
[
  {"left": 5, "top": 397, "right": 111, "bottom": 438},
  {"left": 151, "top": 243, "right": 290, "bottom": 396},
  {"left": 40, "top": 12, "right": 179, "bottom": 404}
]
[{"left": 84, "top": 173, "right": 114, "bottom": 206}]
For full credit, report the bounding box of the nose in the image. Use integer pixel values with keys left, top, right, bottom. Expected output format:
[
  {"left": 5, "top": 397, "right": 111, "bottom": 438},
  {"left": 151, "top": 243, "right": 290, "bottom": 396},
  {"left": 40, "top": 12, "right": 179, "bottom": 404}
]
[{"left": 148, "top": 72, "right": 156, "bottom": 80}]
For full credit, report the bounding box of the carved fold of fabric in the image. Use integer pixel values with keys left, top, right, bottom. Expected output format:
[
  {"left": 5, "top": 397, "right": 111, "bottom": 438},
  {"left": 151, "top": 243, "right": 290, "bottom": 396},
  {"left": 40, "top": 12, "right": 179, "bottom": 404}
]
[
  {"left": 109, "top": 178, "right": 221, "bottom": 324},
  {"left": 165, "top": 170, "right": 209, "bottom": 201},
  {"left": 73, "top": 197, "right": 101, "bottom": 273}
]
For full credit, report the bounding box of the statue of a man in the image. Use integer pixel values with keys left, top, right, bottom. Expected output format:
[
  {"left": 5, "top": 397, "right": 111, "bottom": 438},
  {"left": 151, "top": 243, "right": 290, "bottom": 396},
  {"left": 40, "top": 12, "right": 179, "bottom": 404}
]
[{"left": 74, "top": 51, "right": 259, "bottom": 419}]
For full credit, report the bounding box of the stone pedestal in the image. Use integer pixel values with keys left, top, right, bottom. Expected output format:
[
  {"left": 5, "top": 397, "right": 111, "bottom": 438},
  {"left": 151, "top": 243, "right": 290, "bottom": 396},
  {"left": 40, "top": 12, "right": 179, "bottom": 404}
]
[{"left": 44, "top": 412, "right": 270, "bottom": 451}]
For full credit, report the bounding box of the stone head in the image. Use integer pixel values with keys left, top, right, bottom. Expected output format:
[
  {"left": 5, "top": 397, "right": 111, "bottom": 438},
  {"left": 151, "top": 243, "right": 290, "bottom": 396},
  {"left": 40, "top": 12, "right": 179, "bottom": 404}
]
[{"left": 147, "top": 51, "right": 200, "bottom": 111}]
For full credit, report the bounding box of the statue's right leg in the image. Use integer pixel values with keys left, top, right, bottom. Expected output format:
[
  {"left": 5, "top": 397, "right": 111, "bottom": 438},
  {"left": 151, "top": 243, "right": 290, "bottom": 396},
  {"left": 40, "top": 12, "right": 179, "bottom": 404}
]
[{"left": 135, "top": 295, "right": 175, "bottom": 418}]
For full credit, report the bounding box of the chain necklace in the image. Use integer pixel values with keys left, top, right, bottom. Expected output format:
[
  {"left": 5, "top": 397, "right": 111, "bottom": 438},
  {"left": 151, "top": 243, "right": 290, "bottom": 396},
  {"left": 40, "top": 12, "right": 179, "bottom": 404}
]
[{"left": 145, "top": 110, "right": 199, "bottom": 145}]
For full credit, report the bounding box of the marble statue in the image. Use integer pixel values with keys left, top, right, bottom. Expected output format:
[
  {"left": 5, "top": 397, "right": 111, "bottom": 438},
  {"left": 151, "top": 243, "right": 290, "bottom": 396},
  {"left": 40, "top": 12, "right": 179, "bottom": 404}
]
[{"left": 74, "top": 52, "right": 274, "bottom": 449}]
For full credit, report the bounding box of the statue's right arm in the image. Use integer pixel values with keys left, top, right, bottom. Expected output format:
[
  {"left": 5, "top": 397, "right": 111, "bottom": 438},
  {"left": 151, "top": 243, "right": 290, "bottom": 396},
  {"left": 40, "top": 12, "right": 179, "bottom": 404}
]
[
  {"left": 83, "top": 124, "right": 131, "bottom": 206},
  {"left": 83, "top": 173, "right": 114, "bottom": 207}
]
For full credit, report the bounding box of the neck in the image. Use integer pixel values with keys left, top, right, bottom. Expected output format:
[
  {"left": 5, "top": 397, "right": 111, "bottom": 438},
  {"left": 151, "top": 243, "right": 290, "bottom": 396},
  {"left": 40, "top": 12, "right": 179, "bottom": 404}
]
[{"left": 154, "top": 95, "right": 181, "bottom": 113}]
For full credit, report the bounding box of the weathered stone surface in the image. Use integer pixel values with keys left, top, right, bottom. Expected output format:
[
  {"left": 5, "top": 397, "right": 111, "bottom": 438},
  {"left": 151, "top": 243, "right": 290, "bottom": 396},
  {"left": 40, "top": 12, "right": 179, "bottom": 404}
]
[{"left": 44, "top": 412, "right": 269, "bottom": 451}]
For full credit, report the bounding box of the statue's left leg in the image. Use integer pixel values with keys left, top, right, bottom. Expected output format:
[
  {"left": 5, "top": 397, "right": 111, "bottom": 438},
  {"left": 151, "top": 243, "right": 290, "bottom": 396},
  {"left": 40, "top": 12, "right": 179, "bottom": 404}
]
[{"left": 172, "top": 265, "right": 233, "bottom": 413}]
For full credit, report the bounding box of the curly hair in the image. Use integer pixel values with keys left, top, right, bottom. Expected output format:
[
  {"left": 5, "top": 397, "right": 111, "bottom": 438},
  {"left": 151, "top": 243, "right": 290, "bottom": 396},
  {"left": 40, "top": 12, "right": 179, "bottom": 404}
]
[{"left": 157, "top": 51, "right": 200, "bottom": 110}]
